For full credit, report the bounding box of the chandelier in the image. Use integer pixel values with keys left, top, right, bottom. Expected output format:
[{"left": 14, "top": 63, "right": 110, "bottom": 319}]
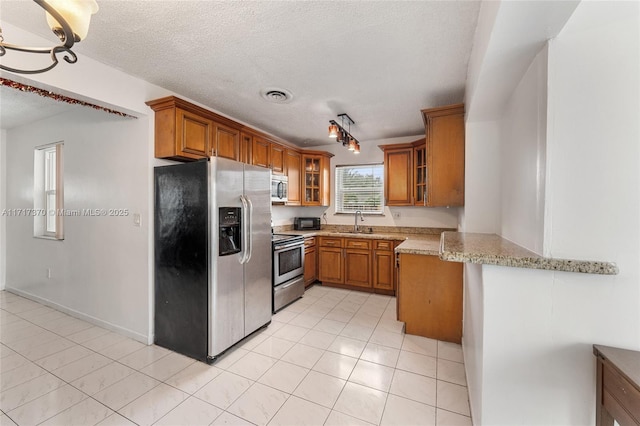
[
  {"left": 328, "top": 113, "right": 360, "bottom": 154},
  {"left": 0, "top": 0, "right": 99, "bottom": 74}
]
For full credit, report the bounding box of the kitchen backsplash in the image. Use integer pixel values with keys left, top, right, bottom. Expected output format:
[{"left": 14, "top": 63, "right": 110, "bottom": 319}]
[{"left": 273, "top": 224, "right": 455, "bottom": 235}]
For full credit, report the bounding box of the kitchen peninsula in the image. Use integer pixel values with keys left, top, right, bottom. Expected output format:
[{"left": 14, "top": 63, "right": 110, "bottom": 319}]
[{"left": 439, "top": 232, "right": 619, "bottom": 275}]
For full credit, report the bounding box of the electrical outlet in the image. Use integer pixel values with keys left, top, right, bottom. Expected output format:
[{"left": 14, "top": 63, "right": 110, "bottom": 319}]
[{"left": 392, "top": 211, "right": 401, "bottom": 219}]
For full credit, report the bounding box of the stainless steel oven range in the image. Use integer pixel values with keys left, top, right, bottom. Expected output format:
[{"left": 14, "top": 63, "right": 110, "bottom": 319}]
[{"left": 272, "top": 234, "right": 305, "bottom": 312}]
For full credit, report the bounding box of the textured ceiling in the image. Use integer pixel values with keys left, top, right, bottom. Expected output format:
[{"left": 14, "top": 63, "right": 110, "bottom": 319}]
[
  {"left": 0, "top": 0, "right": 481, "bottom": 146},
  {"left": 0, "top": 84, "right": 80, "bottom": 129}
]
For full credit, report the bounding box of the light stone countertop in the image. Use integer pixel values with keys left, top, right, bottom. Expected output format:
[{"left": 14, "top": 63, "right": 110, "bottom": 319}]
[
  {"left": 275, "top": 226, "right": 619, "bottom": 275},
  {"left": 439, "top": 232, "right": 619, "bottom": 275}
]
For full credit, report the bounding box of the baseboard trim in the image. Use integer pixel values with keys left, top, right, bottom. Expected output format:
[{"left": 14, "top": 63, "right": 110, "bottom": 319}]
[{"left": 4, "top": 287, "right": 150, "bottom": 345}]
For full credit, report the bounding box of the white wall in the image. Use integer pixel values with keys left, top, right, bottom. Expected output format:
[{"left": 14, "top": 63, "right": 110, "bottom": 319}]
[
  {"left": 461, "top": 263, "right": 484, "bottom": 423},
  {"left": 463, "top": 1, "right": 640, "bottom": 425},
  {"left": 273, "top": 136, "right": 459, "bottom": 229},
  {"left": 0, "top": 20, "right": 170, "bottom": 343},
  {"left": 0, "top": 129, "right": 6, "bottom": 290},
  {"left": 459, "top": 120, "right": 500, "bottom": 233},
  {"left": 546, "top": 1, "right": 640, "bottom": 262},
  {"left": 499, "top": 46, "right": 548, "bottom": 254},
  {"left": 5, "top": 108, "right": 151, "bottom": 341}
]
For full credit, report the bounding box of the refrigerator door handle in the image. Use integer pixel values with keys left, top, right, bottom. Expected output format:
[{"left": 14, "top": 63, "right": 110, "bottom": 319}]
[
  {"left": 239, "top": 195, "right": 249, "bottom": 264},
  {"left": 245, "top": 196, "right": 253, "bottom": 263}
]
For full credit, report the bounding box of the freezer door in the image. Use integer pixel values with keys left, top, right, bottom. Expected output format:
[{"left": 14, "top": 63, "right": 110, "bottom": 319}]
[
  {"left": 209, "top": 158, "right": 245, "bottom": 357},
  {"left": 243, "top": 163, "right": 273, "bottom": 335},
  {"left": 154, "top": 161, "right": 208, "bottom": 361}
]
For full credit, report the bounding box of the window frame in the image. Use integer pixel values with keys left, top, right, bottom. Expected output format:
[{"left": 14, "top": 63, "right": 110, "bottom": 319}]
[
  {"left": 34, "top": 142, "right": 64, "bottom": 240},
  {"left": 334, "top": 163, "right": 384, "bottom": 215}
]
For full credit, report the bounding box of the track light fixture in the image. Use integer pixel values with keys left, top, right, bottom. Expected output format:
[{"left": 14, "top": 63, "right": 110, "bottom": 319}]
[
  {"left": 0, "top": 0, "right": 99, "bottom": 74},
  {"left": 328, "top": 113, "right": 360, "bottom": 154}
]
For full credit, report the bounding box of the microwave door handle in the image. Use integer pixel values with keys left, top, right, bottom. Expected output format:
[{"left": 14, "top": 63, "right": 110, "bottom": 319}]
[
  {"left": 277, "top": 181, "right": 283, "bottom": 199},
  {"left": 239, "top": 195, "right": 248, "bottom": 264},
  {"left": 245, "top": 196, "right": 253, "bottom": 263}
]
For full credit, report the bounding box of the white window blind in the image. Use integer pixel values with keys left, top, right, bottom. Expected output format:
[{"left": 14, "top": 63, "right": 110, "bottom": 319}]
[
  {"left": 335, "top": 164, "right": 384, "bottom": 214},
  {"left": 34, "top": 142, "right": 64, "bottom": 240},
  {"left": 44, "top": 147, "right": 57, "bottom": 234}
]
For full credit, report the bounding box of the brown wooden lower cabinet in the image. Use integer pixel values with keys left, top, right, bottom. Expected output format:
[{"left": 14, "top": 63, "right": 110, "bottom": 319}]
[
  {"left": 344, "top": 239, "right": 371, "bottom": 288},
  {"left": 317, "top": 237, "right": 398, "bottom": 295},
  {"left": 373, "top": 243, "right": 395, "bottom": 292},
  {"left": 397, "top": 253, "right": 463, "bottom": 343},
  {"left": 303, "top": 237, "right": 317, "bottom": 287},
  {"left": 318, "top": 245, "right": 344, "bottom": 284}
]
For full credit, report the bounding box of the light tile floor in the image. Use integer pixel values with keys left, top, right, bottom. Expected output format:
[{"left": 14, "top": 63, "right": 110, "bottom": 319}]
[{"left": 0, "top": 286, "right": 472, "bottom": 426}]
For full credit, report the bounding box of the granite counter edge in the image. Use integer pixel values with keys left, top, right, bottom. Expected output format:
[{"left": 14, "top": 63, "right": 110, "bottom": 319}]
[{"left": 439, "top": 232, "right": 619, "bottom": 275}]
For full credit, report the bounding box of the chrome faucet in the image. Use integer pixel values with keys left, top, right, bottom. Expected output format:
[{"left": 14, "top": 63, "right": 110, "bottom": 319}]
[{"left": 354, "top": 210, "right": 364, "bottom": 232}]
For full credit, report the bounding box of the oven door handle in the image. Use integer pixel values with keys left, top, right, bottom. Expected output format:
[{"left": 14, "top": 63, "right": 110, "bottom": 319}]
[
  {"left": 274, "top": 241, "right": 304, "bottom": 251},
  {"left": 277, "top": 277, "right": 302, "bottom": 290},
  {"left": 239, "top": 195, "right": 249, "bottom": 264}
]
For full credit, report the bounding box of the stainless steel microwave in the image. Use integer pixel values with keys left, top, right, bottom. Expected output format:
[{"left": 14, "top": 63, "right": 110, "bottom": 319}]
[
  {"left": 271, "top": 174, "right": 288, "bottom": 203},
  {"left": 294, "top": 217, "right": 321, "bottom": 230}
]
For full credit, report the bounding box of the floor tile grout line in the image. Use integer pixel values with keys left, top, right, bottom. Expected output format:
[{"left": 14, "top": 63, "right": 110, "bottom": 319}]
[
  {"left": 2, "top": 287, "right": 472, "bottom": 425},
  {"left": 2, "top": 309, "right": 192, "bottom": 426}
]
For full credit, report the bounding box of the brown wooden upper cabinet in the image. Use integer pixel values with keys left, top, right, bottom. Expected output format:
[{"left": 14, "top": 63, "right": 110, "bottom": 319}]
[
  {"left": 285, "top": 149, "right": 302, "bottom": 206},
  {"left": 383, "top": 145, "right": 414, "bottom": 205},
  {"left": 240, "top": 132, "right": 253, "bottom": 164},
  {"left": 270, "top": 143, "right": 286, "bottom": 175},
  {"left": 380, "top": 103, "right": 465, "bottom": 207},
  {"left": 152, "top": 101, "right": 212, "bottom": 160},
  {"left": 147, "top": 97, "right": 333, "bottom": 184},
  {"left": 212, "top": 123, "right": 240, "bottom": 161},
  {"left": 251, "top": 136, "right": 271, "bottom": 169},
  {"left": 250, "top": 137, "right": 286, "bottom": 174},
  {"left": 302, "top": 151, "right": 333, "bottom": 206},
  {"left": 147, "top": 96, "right": 242, "bottom": 162}
]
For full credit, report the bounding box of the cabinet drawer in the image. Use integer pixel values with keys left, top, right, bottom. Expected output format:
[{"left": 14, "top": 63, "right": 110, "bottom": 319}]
[
  {"left": 374, "top": 240, "right": 393, "bottom": 251},
  {"left": 319, "top": 237, "right": 343, "bottom": 248},
  {"left": 345, "top": 239, "right": 371, "bottom": 250},
  {"left": 304, "top": 237, "right": 316, "bottom": 248},
  {"left": 603, "top": 362, "right": 640, "bottom": 422}
]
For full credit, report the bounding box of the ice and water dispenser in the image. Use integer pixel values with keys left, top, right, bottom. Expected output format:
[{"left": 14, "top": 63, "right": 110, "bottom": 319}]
[{"left": 219, "top": 207, "right": 241, "bottom": 256}]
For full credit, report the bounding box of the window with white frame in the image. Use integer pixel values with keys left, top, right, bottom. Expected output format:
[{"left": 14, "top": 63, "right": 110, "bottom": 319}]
[
  {"left": 34, "top": 143, "right": 64, "bottom": 239},
  {"left": 335, "top": 163, "right": 384, "bottom": 214}
]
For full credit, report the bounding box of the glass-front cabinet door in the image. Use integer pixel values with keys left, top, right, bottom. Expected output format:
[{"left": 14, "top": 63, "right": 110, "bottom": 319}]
[
  {"left": 414, "top": 144, "right": 427, "bottom": 206},
  {"left": 301, "top": 151, "right": 333, "bottom": 207},
  {"left": 304, "top": 156, "right": 321, "bottom": 205}
]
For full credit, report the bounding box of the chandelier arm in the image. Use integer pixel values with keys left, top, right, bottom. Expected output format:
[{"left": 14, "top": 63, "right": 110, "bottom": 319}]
[
  {"left": 0, "top": 45, "right": 76, "bottom": 74},
  {"left": 0, "top": 42, "right": 63, "bottom": 55},
  {"left": 0, "top": 0, "right": 79, "bottom": 74},
  {"left": 53, "top": 45, "right": 77, "bottom": 64}
]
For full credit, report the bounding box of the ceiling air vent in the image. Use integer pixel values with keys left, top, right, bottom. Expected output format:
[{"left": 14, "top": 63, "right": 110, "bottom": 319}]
[{"left": 260, "top": 88, "right": 293, "bottom": 104}]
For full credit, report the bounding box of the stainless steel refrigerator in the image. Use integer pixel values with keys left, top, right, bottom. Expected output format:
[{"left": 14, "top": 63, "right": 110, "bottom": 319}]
[{"left": 154, "top": 157, "right": 272, "bottom": 363}]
